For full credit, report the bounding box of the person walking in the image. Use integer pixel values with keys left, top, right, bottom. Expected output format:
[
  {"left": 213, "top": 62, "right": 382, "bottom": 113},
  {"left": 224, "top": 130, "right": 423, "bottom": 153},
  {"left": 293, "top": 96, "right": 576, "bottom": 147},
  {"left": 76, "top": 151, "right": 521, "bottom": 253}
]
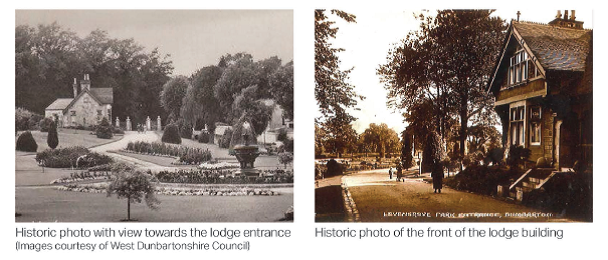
[
  {"left": 431, "top": 162, "right": 444, "bottom": 193},
  {"left": 389, "top": 167, "right": 393, "bottom": 179},
  {"left": 396, "top": 163, "right": 403, "bottom": 182}
]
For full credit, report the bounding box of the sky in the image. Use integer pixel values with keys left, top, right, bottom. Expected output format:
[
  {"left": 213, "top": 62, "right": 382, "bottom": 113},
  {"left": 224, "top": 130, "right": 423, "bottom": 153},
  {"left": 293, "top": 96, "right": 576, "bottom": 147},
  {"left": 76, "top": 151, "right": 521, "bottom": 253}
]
[
  {"left": 15, "top": 10, "right": 294, "bottom": 76},
  {"left": 328, "top": 9, "right": 593, "bottom": 135}
]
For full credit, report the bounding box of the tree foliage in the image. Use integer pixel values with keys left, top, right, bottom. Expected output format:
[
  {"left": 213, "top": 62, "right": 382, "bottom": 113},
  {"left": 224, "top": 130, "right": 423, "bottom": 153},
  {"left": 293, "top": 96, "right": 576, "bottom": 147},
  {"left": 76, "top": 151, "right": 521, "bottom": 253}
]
[
  {"left": 359, "top": 123, "right": 400, "bottom": 158},
  {"left": 160, "top": 76, "right": 189, "bottom": 122},
  {"left": 106, "top": 168, "right": 159, "bottom": 221},
  {"left": 96, "top": 117, "right": 113, "bottom": 139},
  {"left": 180, "top": 53, "right": 292, "bottom": 138},
  {"left": 315, "top": 9, "right": 363, "bottom": 157},
  {"left": 269, "top": 61, "right": 294, "bottom": 120},
  {"left": 378, "top": 10, "right": 506, "bottom": 158},
  {"left": 15, "top": 24, "right": 173, "bottom": 122},
  {"left": 47, "top": 120, "right": 59, "bottom": 149}
]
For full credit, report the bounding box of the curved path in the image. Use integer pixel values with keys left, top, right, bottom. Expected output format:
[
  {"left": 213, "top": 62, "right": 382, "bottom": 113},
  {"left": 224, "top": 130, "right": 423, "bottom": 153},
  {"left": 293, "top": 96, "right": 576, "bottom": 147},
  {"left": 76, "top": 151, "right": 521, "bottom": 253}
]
[{"left": 90, "top": 131, "right": 177, "bottom": 172}]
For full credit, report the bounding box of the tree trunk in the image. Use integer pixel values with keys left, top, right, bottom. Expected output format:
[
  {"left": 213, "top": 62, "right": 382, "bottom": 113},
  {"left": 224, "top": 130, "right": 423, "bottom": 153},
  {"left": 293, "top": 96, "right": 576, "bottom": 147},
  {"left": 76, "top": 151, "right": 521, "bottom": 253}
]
[
  {"left": 459, "top": 106, "right": 468, "bottom": 160},
  {"left": 127, "top": 196, "right": 131, "bottom": 221}
]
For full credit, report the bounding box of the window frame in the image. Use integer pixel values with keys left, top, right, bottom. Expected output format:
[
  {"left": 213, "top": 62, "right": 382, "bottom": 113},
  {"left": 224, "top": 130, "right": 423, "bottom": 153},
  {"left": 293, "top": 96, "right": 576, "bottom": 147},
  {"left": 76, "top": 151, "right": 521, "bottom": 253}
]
[{"left": 508, "top": 50, "right": 528, "bottom": 86}]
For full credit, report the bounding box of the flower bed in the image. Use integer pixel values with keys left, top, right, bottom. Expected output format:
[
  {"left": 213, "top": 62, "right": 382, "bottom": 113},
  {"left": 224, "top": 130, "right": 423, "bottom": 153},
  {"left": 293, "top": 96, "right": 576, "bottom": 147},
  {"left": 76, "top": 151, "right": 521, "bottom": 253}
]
[
  {"left": 35, "top": 147, "right": 113, "bottom": 168},
  {"left": 198, "top": 161, "right": 240, "bottom": 170},
  {"left": 155, "top": 169, "right": 294, "bottom": 184},
  {"left": 50, "top": 171, "right": 112, "bottom": 184},
  {"left": 125, "top": 141, "right": 212, "bottom": 164},
  {"left": 54, "top": 182, "right": 280, "bottom": 196}
]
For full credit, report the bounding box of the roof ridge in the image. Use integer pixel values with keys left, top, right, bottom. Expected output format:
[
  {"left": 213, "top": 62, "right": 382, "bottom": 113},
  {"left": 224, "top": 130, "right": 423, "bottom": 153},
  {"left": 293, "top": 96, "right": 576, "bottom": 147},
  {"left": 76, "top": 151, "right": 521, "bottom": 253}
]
[{"left": 515, "top": 20, "right": 592, "bottom": 31}]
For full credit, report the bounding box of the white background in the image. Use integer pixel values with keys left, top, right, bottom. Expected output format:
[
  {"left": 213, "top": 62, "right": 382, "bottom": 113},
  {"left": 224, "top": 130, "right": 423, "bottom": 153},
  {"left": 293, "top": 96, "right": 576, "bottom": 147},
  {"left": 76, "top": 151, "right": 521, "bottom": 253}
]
[{"left": 4, "top": 0, "right": 606, "bottom": 259}]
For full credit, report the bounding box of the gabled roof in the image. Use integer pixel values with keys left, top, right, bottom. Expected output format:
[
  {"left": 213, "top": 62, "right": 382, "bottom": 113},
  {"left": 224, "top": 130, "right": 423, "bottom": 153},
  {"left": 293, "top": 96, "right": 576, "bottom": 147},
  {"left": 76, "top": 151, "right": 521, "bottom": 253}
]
[
  {"left": 514, "top": 21, "right": 591, "bottom": 72},
  {"left": 488, "top": 20, "right": 592, "bottom": 93},
  {"left": 45, "top": 98, "right": 73, "bottom": 110}
]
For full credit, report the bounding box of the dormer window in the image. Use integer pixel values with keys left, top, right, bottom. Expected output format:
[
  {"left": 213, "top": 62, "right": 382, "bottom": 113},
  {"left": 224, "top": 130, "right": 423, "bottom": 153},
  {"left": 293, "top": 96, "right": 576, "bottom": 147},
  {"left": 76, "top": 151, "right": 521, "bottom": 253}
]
[{"left": 508, "top": 50, "right": 528, "bottom": 85}]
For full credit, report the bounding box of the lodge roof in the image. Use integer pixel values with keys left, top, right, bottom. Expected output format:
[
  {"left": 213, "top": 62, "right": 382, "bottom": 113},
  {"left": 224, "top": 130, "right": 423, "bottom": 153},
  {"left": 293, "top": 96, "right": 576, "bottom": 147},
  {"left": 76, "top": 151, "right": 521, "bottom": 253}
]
[
  {"left": 513, "top": 20, "right": 591, "bottom": 72},
  {"left": 45, "top": 98, "right": 73, "bottom": 110}
]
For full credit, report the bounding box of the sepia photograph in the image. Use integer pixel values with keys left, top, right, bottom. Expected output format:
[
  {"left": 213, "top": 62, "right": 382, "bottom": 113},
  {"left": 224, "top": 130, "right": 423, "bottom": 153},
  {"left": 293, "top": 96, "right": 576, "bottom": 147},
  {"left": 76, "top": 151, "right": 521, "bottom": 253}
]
[
  {"left": 314, "top": 9, "right": 592, "bottom": 222},
  {"left": 15, "top": 10, "right": 294, "bottom": 222}
]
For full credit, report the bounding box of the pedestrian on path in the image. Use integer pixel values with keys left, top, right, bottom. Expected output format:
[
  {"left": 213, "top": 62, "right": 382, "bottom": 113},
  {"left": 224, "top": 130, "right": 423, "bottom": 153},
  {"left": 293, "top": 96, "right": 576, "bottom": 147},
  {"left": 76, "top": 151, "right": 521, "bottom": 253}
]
[
  {"left": 389, "top": 167, "right": 393, "bottom": 179},
  {"left": 396, "top": 163, "right": 403, "bottom": 182},
  {"left": 431, "top": 163, "right": 444, "bottom": 193}
]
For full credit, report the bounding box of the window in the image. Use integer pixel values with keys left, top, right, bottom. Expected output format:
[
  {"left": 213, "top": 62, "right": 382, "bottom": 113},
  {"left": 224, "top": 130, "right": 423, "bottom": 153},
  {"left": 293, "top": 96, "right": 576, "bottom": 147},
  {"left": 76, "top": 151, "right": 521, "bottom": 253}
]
[
  {"left": 509, "top": 50, "right": 528, "bottom": 85},
  {"left": 510, "top": 106, "right": 525, "bottom": 146},
  {"left": 529, "top": 106, "right": 541, "bottom": 145},
  {"left": 530, "top": 122, "right": 541, "bottom": 145}
]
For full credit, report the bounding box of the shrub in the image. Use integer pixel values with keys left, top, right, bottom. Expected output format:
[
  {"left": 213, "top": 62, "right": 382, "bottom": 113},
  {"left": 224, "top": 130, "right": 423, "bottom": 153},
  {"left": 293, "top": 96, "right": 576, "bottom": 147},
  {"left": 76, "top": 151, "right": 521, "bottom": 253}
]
[
  {"left": 198, "top": 131, "right": 210, "bottom": 143},
  {"left": 507, "top": 145, "right": 531, "bottom": 169},
  {"left": 16, "top": 131, "right": 38, "bottom": 152},
  {"left": 445, "top": 165, "right": 518, "bottom": 195},
  {"left": 16, "top": 108, "right": 43, "bottom": 131},
  {"left": 325, "top": 159, "right": 343, "bottom": 177},
  {"left": 96, "top": 117, "right": 114, "bottom": 139},
  {"left": 34, "top": 146, "right": 112, "bottom": 168},
  {"left": 177, "top": 119, "right": 193, "bottom": 139},
  {"left": 39, "top": 117, "right": 54, "bottom": 132},
  {"left": 76, "top": 152, "right": 114, "bottom": 168},
  {"left": 125, "top": 141, "right": 212, "bottom": 164},
  {"left": 47, "top": 121, "right": 59, "bottom": 149},
  {"left": 161, "top": 123, "right": 181, "bottom": 144}
]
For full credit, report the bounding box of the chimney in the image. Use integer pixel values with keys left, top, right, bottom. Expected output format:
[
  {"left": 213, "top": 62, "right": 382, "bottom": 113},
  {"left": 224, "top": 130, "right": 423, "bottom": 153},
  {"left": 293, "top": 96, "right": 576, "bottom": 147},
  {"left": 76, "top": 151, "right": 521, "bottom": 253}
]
[
  {"left": 570, "top": 10, "right": 576, "bottom": 21},
  {"left": 549, "top": 10, "right": 584, "bottom": 29},
  {"left": 80, "top": 74, "right": 91, "bottom": 92},
  {"left": 72, "top": 78, "right": 78, "bottom": 98}
]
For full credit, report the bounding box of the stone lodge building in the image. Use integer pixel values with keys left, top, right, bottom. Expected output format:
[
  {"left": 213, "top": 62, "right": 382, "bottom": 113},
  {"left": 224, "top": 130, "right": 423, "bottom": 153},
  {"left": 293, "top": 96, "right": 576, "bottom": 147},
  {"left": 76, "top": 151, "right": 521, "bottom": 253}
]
[{"left": 45, "top": 74, "right": 113, "bottom": 128}]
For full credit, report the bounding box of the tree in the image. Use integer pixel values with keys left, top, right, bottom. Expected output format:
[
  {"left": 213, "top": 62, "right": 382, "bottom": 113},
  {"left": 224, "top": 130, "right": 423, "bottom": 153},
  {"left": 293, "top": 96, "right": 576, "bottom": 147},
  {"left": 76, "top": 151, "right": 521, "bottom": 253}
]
[
  {"left": 106, "top": 169, "right": 159, "bottom": 221},
  {"left": 160, "top": 76, "right": 189, "bottom": 122},
  {"left": 231, "top": 86, "right": 273, "bottom": 136},
  {"left": 360, "top": 123, "right": 400, "bottom": 158},
  {"left": 278, "top": 152, "right": 294, "bottom": 168},
  {"left": 269, "top": 61, "right": 294, "bottom": 120},
  {"left": 181, "top": 65, "right": 223, "bottom": 133},
  {"left": 379, "top": 10, "right": 505, "bottom": 159},
  {"left": 315, "top": 10, "right": 364, "bottom": 158},
  {"left": 47, "top": 120, "right": 58, "bottom": 149},
  {"left": 96, "top": 117, "right": 113, "bottom": 139},
  {"left": 15, "top": 24, "right": 173, "bottom": 121}
]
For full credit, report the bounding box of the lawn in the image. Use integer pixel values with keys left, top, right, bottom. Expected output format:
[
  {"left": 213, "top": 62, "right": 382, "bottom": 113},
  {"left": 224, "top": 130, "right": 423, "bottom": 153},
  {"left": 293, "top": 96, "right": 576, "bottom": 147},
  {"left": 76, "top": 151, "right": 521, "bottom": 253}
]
[
  {"left": 17, "top": 129, "right": 123, "bottom": 152},
  {"left": 16, "top": 186, "right": 293, "bottom": 222}
]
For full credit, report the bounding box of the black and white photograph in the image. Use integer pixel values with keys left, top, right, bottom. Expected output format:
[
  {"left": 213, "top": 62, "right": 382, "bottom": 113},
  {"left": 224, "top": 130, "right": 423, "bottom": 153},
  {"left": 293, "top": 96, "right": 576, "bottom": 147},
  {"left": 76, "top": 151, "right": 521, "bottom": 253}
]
[
  {"left": 15, "top": 10, "right": 294, "bottom": 222},
  {"left": 314, "top": 9, "right": 593, "bottom": 223}
]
